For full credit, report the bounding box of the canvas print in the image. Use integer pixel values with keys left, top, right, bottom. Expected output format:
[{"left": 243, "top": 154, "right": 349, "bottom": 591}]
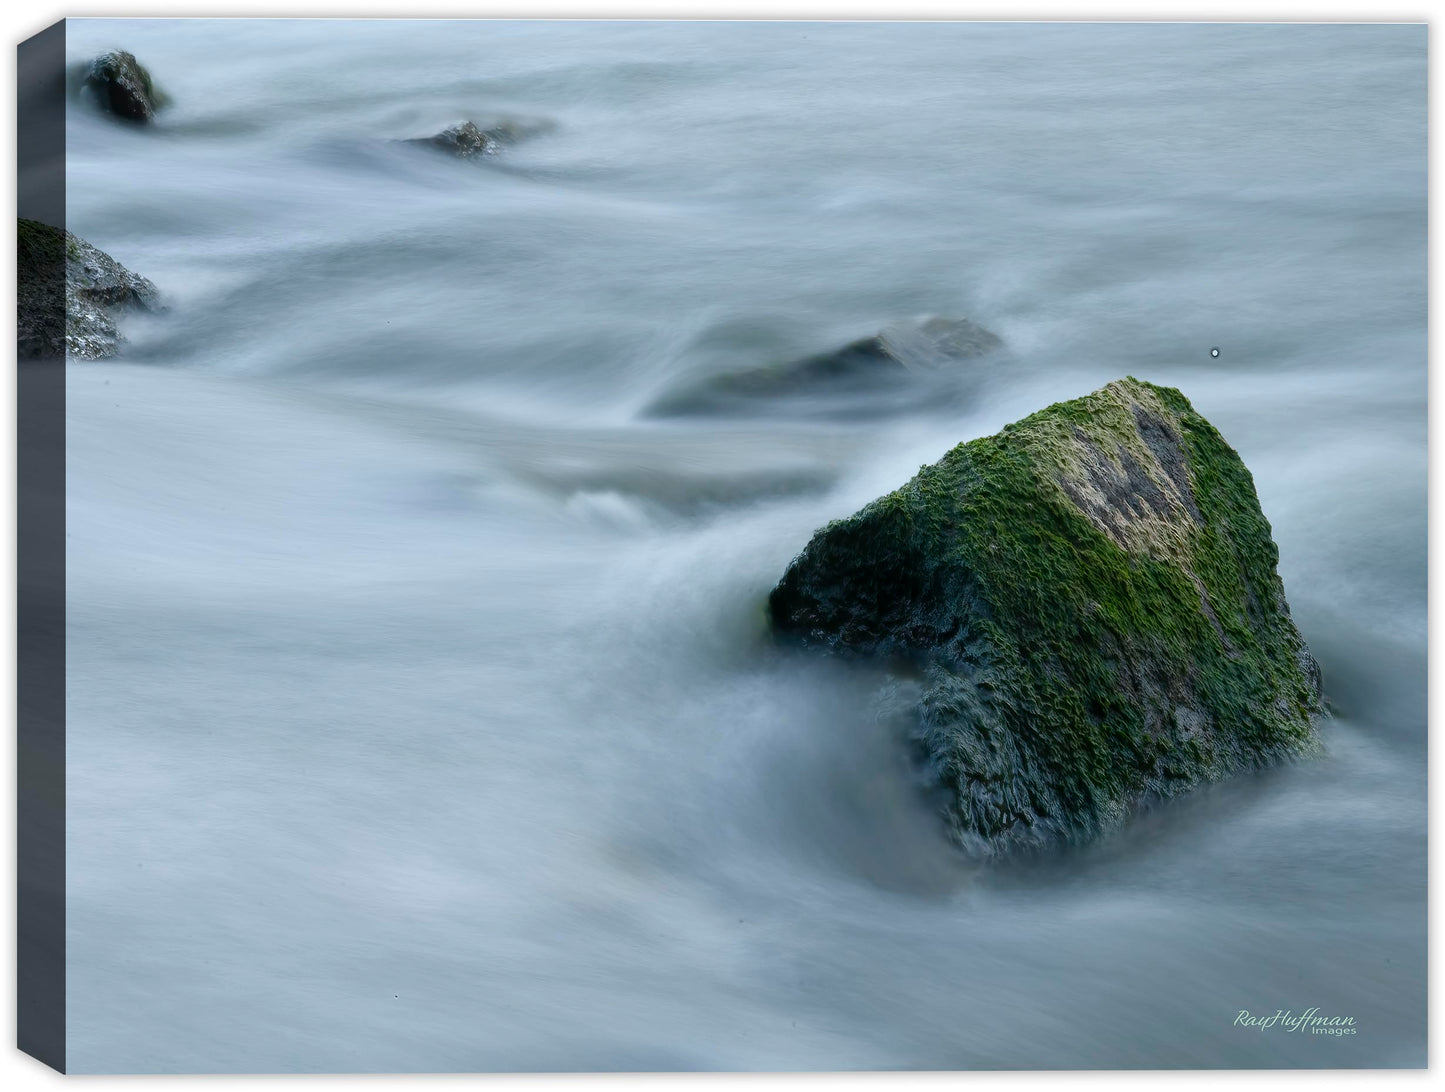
[{"left": 16, "top": 17, "right": 1426, "bottom": 1073}]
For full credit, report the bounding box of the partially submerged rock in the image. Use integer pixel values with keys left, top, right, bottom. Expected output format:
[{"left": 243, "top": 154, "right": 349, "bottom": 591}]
[
  {"left": 18, "top": 218, "right": 162, "bottom": 360},
  {"left": 649, "top": 316, "right": 1004, "bottom": 417},
  {"left": 770, "top": 378, "right": 1323, "bottom": 856},
  {"left": 407, "top": 119, "right": 528, "bottom": 159},
  {"left": 82, "top": 51, "right": 164, "bottom": 122}
]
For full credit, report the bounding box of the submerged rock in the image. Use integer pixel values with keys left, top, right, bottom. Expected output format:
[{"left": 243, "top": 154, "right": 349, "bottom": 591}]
[
  {"left": 648, "top": 316, "right": 1004, "bottom": 417},
  {"left": 18, "top": 218, "right": 162, "bottom": 360},
  {"left": 770, "top": 378, "right": 1323, "bottom": 856},
  {"left": 82, "top": 51, "right": 164, "bottom": 122},
  {"left": 407, "top": 119, "right": 528, "bottom": 159}
]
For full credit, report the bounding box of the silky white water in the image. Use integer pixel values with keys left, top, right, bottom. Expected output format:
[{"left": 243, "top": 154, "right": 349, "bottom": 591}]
[{"left": 62, "top": 19, "right": 1425, "bottom": 1071}]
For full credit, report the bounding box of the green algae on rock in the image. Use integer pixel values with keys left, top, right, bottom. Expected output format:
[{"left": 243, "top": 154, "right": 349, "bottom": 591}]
[
  {"left": 18, "top": 218, "right": 162, "bottom": 360},
  {"left": 769, "top": 377, "right": 1324, "bottom": 856}
]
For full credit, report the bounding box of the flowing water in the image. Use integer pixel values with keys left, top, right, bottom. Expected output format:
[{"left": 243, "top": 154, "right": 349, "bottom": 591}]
[{"left": 60, "top": 19, "right": 1426, "bottom": 1071}]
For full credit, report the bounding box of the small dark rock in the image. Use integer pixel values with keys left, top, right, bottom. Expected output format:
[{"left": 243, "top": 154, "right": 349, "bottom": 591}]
[
  {"left": 82, "top": 51, "right": 163, "bottom": 123},
  {"left": 423, "top": 120, "right": 495, "bottom": 158},
  {"left": 648, "top": 316, "right": 1004, "bottom": 418},
  {"left": 407, "top": 120, "right": 529, "bottom": 159}
]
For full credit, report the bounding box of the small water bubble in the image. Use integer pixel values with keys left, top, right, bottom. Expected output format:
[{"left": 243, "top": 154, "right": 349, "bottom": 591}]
[{"left": 1210, "top": 347, "right": 1220, "bottom": 358}]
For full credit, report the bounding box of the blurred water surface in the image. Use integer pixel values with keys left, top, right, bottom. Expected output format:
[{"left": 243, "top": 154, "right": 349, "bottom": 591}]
[{"left": 63, "top": 19, "right": 1425, "bottom": 1071}]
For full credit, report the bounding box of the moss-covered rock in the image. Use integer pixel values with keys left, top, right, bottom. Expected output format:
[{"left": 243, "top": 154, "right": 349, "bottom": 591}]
[
  {"left": 769, "top": 378, "right": 1323, "bottom": 856},
  {"left": 17, "top": 218, "right": 162, "bottom": 360},
  {"left": 81, "top": 51, "right": 165, "bottom": 122},
  {"left": 648, "top": 316, "right": 1004, "bottom": 418}
]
